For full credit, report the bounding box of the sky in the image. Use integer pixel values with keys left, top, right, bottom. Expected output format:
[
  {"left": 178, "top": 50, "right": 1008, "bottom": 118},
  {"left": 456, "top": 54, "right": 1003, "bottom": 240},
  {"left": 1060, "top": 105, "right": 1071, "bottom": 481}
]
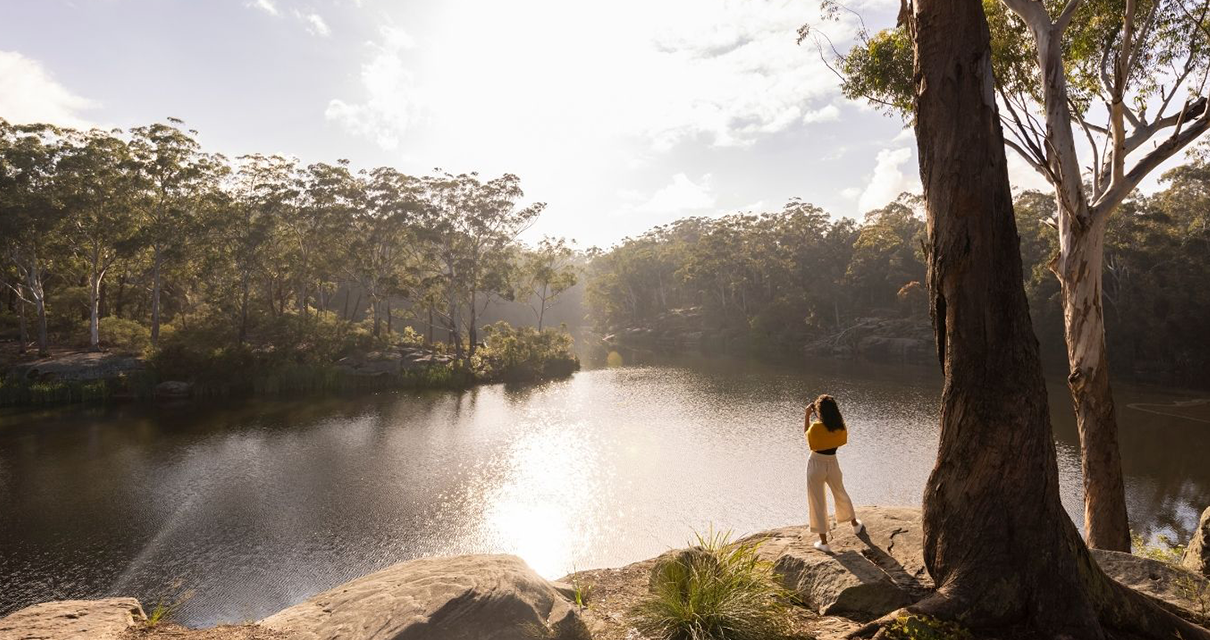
[{"left": 0, "top": 0, "right": 1054, "bottom": 248}]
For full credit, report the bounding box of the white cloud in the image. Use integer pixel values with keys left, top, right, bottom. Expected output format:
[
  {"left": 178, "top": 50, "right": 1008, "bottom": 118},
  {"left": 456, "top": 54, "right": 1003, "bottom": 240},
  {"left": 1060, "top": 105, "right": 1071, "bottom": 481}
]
[
  {"left": 892, "top": 128, "right": 915, "bottom": 144},
  {"left": 300, "top": 12, "right": 331, "bottom": 37},
  {"left": 250, "top": 0, "right": 279, "bottom": 16},
  {"left": 858, "top": 147, "right": 920, "bottom": 212},
  {"left": 325, "top": 26, "right": 420, "bottom": 149},
  {"left": 328, "top": 0, "right": 858, "bottom": 152},
  {"left": 635, "top": 173, "right": 716, "bottom": 213},
  {"left": 840, "top": 187, "right": 862, "bottom": 200},
  {"left": 802, "top": 104, "right": 840, "bottom": 124},
  {"left": 0, "top": 51, "right": 97, "bottom": 128}
]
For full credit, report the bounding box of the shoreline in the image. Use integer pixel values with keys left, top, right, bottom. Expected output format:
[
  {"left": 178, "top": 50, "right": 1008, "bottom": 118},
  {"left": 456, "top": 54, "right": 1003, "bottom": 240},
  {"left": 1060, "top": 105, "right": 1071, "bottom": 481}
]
[{"left": 2, "top": 507, "right": 1206, "bottom": 640}]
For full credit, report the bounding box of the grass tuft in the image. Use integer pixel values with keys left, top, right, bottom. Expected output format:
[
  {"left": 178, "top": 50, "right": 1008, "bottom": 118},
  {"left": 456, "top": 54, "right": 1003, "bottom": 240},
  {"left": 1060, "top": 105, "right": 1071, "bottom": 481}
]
[{"left": 632, "top": 529, "right": 793, "bottom": 640}]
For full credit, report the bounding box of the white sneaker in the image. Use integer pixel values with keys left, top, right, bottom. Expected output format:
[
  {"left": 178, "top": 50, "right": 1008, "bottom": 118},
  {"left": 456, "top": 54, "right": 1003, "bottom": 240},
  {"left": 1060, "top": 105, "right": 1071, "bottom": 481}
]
[
  {"left": 813, "top": 540, "right": 832, "bottom": 553},
  {"left": 852, "top": 520, "right": 865, "bottom": 535}
]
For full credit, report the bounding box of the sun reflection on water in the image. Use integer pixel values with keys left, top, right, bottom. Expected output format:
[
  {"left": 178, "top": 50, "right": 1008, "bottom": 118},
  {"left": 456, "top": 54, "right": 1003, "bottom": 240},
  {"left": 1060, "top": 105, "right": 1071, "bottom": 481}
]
[{"left": 481, "top": 420, "right": 602, "bottom": 577}]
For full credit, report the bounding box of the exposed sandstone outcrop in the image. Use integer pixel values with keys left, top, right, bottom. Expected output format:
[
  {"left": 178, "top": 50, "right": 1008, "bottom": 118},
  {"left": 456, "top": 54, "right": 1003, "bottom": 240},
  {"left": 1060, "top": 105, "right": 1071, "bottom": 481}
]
[
  {"left": 1183, "top": 507, "right": 1210, "bottom": 578},
  {"left": 0, "top": 598, "right": 146, "bottom": 640},
  {"left": 260, "top": 554, "right": 588, "bottom": 640}
]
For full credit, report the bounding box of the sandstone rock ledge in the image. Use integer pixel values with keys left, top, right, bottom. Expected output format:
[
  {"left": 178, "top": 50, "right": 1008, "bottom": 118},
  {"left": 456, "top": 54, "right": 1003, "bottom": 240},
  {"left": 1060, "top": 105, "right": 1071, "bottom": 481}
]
[
  {"left": 4, "top": 507, "right": 1207, "bottom": 640},
  {"left": 0, "top": 598, "right": 146, "bottom": 640},
  {"left": 260, "top": 554, "right": 588, "bottom": 640}
]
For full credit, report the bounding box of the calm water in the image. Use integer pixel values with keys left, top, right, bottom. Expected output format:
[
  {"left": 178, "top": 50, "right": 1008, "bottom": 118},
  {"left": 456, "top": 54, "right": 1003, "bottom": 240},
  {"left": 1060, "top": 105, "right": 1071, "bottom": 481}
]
[{"left": 1, "top": 357, "right": 1207, "bottom": 627}]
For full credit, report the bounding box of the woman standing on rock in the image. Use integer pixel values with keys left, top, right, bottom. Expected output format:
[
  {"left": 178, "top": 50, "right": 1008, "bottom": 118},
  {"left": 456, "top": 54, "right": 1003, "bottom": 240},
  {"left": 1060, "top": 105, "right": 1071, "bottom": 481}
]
[{"left": 804, "top": 394, "right": 863, "bottom": 553}]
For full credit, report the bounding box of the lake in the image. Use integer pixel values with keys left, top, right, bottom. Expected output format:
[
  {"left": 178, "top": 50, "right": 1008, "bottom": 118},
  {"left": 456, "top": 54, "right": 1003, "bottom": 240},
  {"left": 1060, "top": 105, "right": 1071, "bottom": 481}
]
[{"left": 1, "top": 356, "right": 1207, "bottom": 627}]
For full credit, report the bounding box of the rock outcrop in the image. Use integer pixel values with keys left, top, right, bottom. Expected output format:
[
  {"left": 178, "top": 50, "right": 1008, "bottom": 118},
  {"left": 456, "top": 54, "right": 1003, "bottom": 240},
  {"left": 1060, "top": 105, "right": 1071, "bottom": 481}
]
[
  {"left": 744, "top": 506, "right": 928, "bottom": 620},
  {"left": 260, "top": 554, "right": 588, "bottom": 640},
  {"left": 744, "top": 506, "right": 1208, "bottom": 624},
  {"left": 0, "top": 598, "right": 146, "bottom": 640},
  {"left": 334, "top": 346, "right": 453, "bottom": 378},
  {"left": 4, "top": 353, "right": 146, "bottom": 383},
  {"left": 1093, "top": 548, "right": 1210, "bottom": 623},
  {"left": 1183, "top": 507, "right": 1210, "bottom": 577},
  {"left": 803, "top": 317, "right": 934, "bottom": 364},
  {"left": 154, "top": 380, "right": 192, "bottom": 399}
]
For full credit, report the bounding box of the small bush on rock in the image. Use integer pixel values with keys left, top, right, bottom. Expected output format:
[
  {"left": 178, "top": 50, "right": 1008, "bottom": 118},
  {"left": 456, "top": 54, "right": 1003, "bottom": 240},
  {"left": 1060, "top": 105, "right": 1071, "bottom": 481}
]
[
  {"left": 633, "top": 530, "right": 792, "bottom": 640},
  {"left": 477, "top": 322, "right": 579, "bottom": 382},
  {"left": 885, "top": 614, "right": 972, "bottom": 640}
]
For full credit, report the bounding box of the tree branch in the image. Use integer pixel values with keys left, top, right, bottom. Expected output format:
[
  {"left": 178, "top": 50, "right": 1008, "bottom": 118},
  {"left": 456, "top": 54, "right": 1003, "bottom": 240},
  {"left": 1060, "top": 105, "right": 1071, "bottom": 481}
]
[
  {"left": 1093, "top": 110, "right": 1210, "bottom": 218},
  {"left": 1055, "top": 0, "right": 1083, "bottom": 33}
]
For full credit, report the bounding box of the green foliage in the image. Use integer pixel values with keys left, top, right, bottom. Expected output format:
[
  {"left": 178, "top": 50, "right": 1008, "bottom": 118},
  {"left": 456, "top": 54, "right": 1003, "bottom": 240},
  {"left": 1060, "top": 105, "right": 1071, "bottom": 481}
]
[
  {"left": 585, "top": 196, "right": 911, "bottom": 357},
  {"left": 2, "top": 116, "right": 578, "bottom": 405},
  {"left": 1131, "top": 530, "right": 1187, "bottom": 564},
  {"left": 632, "top": 530, "right": 793, "bottom": 640},
  {"left": 884, "top": 614, "right": 973, "bottom": 640},
  {"left": 837, "top": 27, "right": 915, "bottom": 117},
  {"left": 72, "top": 316, "right": 152, "bottom": 354},
  {"left": 477, "top": 322, "right": 580, "bottom": 382},
  {"left": 143, "top": 581, "right": 194, "bottom": 628}
]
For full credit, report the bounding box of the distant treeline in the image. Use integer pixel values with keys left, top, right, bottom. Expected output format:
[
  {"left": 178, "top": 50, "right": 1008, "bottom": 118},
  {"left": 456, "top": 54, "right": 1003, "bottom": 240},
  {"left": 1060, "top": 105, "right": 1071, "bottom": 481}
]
[
  {"left": 585, "top": 160, "right": 1210, "bottom": 387},
  {"left": 0, "top": 119, "right": 579, "bottom": 383}
]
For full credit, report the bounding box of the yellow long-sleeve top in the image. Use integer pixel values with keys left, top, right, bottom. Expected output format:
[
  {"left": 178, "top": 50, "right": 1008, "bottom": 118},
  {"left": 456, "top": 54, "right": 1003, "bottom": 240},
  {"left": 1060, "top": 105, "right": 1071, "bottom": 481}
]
[{"left": 806, "top": 420, "right": 847, "bottom": 452}]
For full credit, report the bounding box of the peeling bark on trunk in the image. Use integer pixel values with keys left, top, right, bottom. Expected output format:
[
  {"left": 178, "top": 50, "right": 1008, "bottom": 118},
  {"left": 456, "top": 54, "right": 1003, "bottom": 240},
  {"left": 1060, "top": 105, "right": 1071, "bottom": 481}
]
[
  {"left": 900, "top": 0, "right": 1210, "bottom": 636},
  {"left": 1057, "top": 214, "right": 1131, "bottom": 552}
]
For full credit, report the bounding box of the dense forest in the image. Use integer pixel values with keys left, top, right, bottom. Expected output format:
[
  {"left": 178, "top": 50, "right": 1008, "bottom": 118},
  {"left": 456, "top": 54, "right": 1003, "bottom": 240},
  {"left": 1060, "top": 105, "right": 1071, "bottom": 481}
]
[
  {"left": 584, "top": 155, "right": 1210, "bottom": 388},
  {"left": 0, "top": 119, "right": 580, "bottom": 398}
]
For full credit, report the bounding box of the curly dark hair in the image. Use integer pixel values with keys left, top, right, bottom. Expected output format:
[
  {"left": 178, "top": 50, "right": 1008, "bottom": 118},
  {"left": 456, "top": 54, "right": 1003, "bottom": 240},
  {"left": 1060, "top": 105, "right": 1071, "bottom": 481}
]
[{"left": 814, "top": 394, "right": 846, "bottom": 432}]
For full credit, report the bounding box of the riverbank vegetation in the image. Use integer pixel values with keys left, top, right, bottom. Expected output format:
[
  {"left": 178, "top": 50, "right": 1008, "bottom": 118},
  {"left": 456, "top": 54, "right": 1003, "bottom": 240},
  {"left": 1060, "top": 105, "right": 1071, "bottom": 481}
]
[
  {"left": 584, "top": 154, "right": 1210, "bottom": 388},
  {"left": 0, "top": 119, "right": 580, "bottom": 405}
]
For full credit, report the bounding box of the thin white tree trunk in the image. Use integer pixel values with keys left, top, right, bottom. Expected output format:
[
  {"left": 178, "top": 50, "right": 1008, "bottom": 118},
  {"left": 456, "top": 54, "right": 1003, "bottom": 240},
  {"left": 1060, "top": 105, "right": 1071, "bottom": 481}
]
[{"left": 151, "top": 245, "right": 163, "bottom": 347}]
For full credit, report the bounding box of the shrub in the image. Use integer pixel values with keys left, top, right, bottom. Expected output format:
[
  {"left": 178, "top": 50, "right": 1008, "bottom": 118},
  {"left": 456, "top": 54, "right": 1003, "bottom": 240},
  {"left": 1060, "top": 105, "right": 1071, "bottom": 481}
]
[
  {"left": 884, "top": 614, "right": 972, "bottom": 640},
  {"left": 1131, "top": 531, "right": 1186, "bottom": 565},
  {"left": 96, "top": 317, "right": 153, "bottom": 355},
  {"left": 632, "top": 530, "right": 793, "bottom": 640},
  {"left": 477, "top": 322, "right": 579, "bottom": 382}
]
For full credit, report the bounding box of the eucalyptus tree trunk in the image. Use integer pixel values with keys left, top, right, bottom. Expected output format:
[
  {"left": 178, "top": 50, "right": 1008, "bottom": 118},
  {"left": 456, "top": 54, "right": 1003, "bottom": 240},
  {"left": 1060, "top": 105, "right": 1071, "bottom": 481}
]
[
  {"left": 1057, "top": 211, "right": 1130, "bottom": 551},
  {"left": 18, "top": 300, "right": 28, "bottom": 355},
  {"left": 25, "top": 257, "right": 49, "bottom": 357},
  {"left": 88, "top": 268, "right": 102, "bottom": 351},
  {"left": 1000, "top": 0, "right": 1132, "bottom": 551},
  {"left": 150, "top": 245, "right": 163, "bottom": 347},
  {"left": 884, "top": 0, "right": 1210, "bottom": 635},
  {"left": 468, "top": 290, "right": 478, "bottom": 358}
]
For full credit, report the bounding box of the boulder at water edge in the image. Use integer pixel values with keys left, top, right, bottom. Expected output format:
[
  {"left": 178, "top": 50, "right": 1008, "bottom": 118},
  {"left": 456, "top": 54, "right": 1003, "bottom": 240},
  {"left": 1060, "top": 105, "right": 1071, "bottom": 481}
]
[
  {"left": 0, "top": 598, "right": 146, "bottom": 640},
  {"left": 1182, "top": 506, "right": 1210, "bottom": 577},
  {"left": 260, "top": 554, "right": 589, "bottom": 640},
  {"left": 744, "top": 506, "right": 929, "bottom": 620}
]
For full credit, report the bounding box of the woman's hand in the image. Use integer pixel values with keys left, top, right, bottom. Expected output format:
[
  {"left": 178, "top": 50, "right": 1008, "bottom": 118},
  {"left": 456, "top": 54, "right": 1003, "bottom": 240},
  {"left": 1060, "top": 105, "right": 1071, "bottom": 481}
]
[{"left": 804, "top": 402, "right": 815, "bottom": 431}]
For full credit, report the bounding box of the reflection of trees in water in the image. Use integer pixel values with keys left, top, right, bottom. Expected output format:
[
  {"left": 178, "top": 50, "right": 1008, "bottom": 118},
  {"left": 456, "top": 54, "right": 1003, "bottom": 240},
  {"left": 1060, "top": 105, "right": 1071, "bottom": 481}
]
[
  {"left": 1103, "top": 394, "right": 1210, "bottom": 542},
  {"left": 1129, "top": 478, "right": 1207, "bottom": 542}
]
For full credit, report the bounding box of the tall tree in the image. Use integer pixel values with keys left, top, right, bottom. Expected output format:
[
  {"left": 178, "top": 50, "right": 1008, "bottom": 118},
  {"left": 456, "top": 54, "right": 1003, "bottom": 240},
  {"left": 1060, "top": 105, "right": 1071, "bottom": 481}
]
[
  {"left": 59, "top": 128, "right": 142, "bottom": 350},
  {"left": 130, "top": 119, "right": 218, "bottom": 347},
  {"left": 870, "top": 0, "right": 1210, "bottom": 634},
  {"left": 0, "top": 121, "right": 68, "bottom": 356},
  {"left": 817, "top": 0, "right": 1210, "bottom": 551},
  {"left": 518, "top": 237, "right": 578, "bottom": 330},
  {"left": 421, "top": 172, "right": 543, "bottom": 358}
]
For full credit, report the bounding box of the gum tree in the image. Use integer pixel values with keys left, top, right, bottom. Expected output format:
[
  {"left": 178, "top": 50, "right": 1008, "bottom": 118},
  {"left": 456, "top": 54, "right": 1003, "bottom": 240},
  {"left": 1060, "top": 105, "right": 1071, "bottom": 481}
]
[
  {"left": 879, "top": 0, "right": 1210, "bottom": 633},
  {"left": 518, "top": 237, "right": 579, "bottom": 331},
  {"left": 130, "top": 119, "right": 220, "bottom": 347},
  {"left": 814, "top": 0, "right": 1210, "bottom": 550},
  {"left": 59, "top": 128, "right": 142, "bottom": 350},
  {"left": 0, "top": 122, "right": 68, "bottom": 356}
]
